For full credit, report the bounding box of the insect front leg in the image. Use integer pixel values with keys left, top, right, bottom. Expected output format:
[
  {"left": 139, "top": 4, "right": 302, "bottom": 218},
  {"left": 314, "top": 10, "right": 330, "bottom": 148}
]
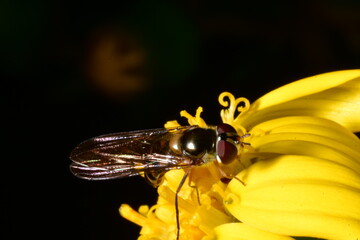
[
  {"left": 213, "top": 160, "right": 246, "bottom": 186},
  {"left": 187, "top": 170, "right": 201, "bottom": 206}
]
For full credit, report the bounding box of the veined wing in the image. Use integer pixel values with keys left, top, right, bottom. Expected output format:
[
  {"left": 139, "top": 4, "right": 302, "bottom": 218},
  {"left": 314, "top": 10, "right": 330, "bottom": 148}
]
[{"left": 70, "top": 126, "right": 196, "bottom": 180}]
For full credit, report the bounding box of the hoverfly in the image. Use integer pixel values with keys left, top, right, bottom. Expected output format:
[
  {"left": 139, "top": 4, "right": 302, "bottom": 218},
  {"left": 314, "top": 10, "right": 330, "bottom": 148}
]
[{"left": 70, "top": 123, "right": 249, "bottom": 239}]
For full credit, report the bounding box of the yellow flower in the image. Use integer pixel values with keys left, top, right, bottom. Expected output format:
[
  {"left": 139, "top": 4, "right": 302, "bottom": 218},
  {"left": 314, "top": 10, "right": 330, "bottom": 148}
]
[{"left": 120, "top": 70, "right": 360, "bottom": 240}]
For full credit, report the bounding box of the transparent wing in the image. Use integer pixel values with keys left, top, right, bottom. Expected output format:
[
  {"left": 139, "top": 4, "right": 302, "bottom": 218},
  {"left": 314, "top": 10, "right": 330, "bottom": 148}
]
[{"left": 70, "top": 126, "right": 197, "bottom": 180}]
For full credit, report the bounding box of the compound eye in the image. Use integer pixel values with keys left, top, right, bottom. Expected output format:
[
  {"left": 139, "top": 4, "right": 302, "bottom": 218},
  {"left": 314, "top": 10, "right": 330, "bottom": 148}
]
[
  {"left": 216, "top": 123, "right": 239, "bottom": 164},
  {"left": 217, "top": 138, "right": 238, "bottom": 164},
  {"left": 217, "top": 123, "right": 237, "bottom": 134}
]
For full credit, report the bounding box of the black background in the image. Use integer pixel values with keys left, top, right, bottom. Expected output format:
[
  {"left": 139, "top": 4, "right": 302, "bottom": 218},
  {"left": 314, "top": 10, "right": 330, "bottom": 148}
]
[{"left": 3, "top": 1, "right": 360, "bottom": 239}]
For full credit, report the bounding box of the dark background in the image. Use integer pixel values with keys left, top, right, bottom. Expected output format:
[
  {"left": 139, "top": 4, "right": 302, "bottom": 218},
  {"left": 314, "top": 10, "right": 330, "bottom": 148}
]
[{"left": 3, "top": 1, "right": 360, "bottom": 239}]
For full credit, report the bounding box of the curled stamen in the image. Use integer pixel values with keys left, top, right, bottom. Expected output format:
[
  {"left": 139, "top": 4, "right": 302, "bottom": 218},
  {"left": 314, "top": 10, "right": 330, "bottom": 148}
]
[
  {"left": 219, "top": 92, "right": 250, "bottom": 124},
  {"left": 219, "top": 92, "right": 250, "bottom": 135}
]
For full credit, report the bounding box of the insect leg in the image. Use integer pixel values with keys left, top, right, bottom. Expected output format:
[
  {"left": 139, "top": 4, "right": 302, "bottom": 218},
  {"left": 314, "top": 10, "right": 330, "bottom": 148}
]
[
  {"left": 187, "top": 172, "right": 201, "bottom": 206},
  {"left": 213, "top": 160, "right": 246, "bottom": 186},
  {"left": 175, "top": 168, "right": 192, "bottom": 240}
]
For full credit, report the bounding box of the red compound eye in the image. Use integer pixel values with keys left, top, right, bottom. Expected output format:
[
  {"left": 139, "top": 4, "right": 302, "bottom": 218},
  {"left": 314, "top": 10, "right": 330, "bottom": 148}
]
[
  {"left": 216, "top": 123, "right": 239, "bottom": 165},
  {"left": 217, "top": 123, "right": 236, "bottom": 134}
]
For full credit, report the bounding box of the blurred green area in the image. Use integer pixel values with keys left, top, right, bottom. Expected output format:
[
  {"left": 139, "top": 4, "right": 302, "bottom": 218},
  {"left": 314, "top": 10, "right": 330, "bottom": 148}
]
[
  {"left": 2, "top": 0, "right": 200, "bottom": 106},
  {"left": 3, "top": 1, "right": 359, "bottom": 240},
  {"left": 3, "top": 0, "right": 360, "bottom": 107}
]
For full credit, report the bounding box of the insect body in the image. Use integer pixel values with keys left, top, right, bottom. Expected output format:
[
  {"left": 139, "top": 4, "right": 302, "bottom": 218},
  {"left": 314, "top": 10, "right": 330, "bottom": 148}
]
[
  {"left": 70, "top": 123, "right": 244, "bottom": 184},
  {"left": 70, "top": 123, "right": 248, "bottom": 240}
]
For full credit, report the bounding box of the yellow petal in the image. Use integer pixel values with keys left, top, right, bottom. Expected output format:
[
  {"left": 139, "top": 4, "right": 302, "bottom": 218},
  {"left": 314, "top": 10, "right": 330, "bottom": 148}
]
[
  {"left": 246, "top": 116, "right": 360, "bottom": 173},
  {"left": 238, "top": 70, "right": 360, "bottom": 132},
  {"left": 214, "top": 223, "right": 295, "bottom": 240},
  {"left": 239, "top": 155, "right": 360, "bottom": 190},
  {"left": 250, "top": 70, "right": 360, "bottom": 109},
  {"left": 251, "top": 116, "right": 359, "bottom": 144},
  {"left": 224, "top": 155, "right": 360, "bottom": 240}
]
